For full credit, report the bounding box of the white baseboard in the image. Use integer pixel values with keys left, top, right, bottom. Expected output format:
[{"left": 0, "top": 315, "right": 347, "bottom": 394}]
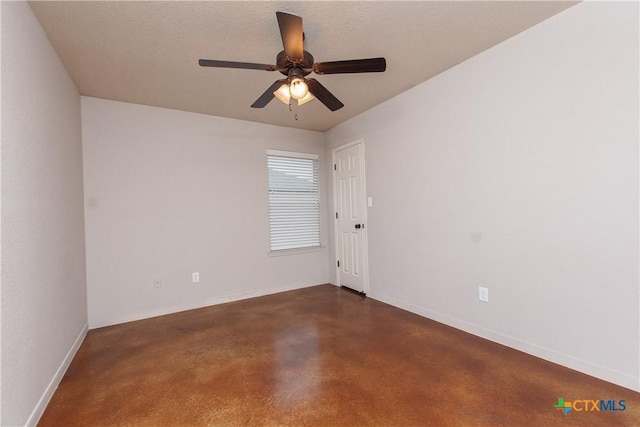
[
  {"left": 89, "top": 282, "right": 325, "bottom": 329},
  {"left": 368, "top": 291, "right": 639, "bottom": 393},
  {"left": 26, "top": 323, "right": 88, "bottom": 426}
]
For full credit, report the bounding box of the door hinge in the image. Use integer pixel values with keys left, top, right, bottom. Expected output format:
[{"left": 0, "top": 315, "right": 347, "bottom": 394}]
[
  {"left": 337, "top": 260, "right": 340, "bottom": 267},
  {"left": 334, "top": 164, "right": 337, "bottom": 171},
  {"left": 335, "top": 212, "right": 338, "bottom": 219}
]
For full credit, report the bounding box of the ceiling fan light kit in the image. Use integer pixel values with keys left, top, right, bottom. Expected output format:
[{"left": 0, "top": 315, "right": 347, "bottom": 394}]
[
  {"left": 274, "top": 82, "right": 314, "bottom": 106},
  {"left": 199, "top": 11, "right": 386, "bottom": 114}
]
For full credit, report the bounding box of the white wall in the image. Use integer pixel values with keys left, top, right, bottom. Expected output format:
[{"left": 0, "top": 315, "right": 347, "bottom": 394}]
[
  {"left": 326, "top": 2, "right": 639, "bottom": 391},
  {"left": 82, "top": 97, "right": 329, "bottom": 328},
  {"left": 1, "top": 2, "right": 88, "bottom": 426}
]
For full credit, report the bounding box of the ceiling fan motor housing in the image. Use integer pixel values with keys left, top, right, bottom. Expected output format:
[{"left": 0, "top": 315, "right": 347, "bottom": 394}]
[{"left": 277, "top": 50, "right": 314, "bottom": 76}]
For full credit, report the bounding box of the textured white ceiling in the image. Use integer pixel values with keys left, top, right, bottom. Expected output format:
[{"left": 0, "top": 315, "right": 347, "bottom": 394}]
[{"left": 29, "top": 1, "right": 577, "bottom": 131}]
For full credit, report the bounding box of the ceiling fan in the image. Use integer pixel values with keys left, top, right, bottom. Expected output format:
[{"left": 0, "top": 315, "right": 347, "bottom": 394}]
[{"left": 199, "top": 11, "right": 386, "bottom": 112}]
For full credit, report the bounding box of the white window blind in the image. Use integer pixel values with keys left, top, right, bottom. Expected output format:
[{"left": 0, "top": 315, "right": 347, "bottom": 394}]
[{"left": 267, "top": 151, "right": 320, "bottom": 251}]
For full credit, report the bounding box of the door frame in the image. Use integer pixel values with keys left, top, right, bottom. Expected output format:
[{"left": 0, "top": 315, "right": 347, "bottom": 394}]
[{"left": 332, "top": 139, "right": 370, "bottom": 294}]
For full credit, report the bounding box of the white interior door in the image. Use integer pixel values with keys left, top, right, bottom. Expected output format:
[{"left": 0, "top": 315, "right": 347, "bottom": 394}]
[{"left": 334, "top": 142, "right": 368, "bottom": 293}]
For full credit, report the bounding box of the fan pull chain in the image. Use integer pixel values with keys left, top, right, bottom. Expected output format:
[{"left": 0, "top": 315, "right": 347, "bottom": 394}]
[{"left": 290, "top": 99, "right": 299, "bottom": 121}]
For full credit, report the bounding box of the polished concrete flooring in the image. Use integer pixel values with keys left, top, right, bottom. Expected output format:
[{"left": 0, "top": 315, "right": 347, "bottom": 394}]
[{"left": 39, "top": 284, "right": 639, "bottom": 426}]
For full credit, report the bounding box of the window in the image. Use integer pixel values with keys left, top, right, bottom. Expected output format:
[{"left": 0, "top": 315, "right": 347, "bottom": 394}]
[{"left": 267, "top": 150, "right": 320, "bottom": 251}]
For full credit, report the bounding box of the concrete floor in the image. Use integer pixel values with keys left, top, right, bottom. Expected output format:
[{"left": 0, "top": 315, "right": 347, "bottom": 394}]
[{"left": 39, "top": 284, "right": 639, "bottom": 426}]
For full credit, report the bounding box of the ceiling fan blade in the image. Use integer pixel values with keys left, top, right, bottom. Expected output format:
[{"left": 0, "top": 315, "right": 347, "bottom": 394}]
[
  {"left": 307, "top": 79, "right": 344, "bottom": 111},
  {"left": 199, "top": 59, "right": 277, "bottom": 71},
  {"left": 276, "top": 11, "right": 304, "bottom": 60},
  {"left": 313, "top": 57, "right": 386, "bottom": 75},
  {"left": 251, "top": 80, "right": 286, "bottom": 108}
]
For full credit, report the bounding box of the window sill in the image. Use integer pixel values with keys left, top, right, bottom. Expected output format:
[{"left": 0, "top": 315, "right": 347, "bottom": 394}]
[{"left": 268, "top": 246, "right": 325, "bottom": 257}]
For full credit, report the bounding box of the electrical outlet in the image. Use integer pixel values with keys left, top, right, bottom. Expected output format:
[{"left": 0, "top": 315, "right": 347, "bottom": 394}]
[
  {"left": 192, "top": 272, "right": 200, "bottom": 283},
  {"left": 153, "top": 279, "right": 162, "bottom": 289},
  {"left": 478, "top": 286, "right": 489, "bottom": 303}
]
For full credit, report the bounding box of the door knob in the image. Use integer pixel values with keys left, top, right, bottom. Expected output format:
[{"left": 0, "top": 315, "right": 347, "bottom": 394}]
[{"left": 355, "top": 224, "right": 361, "bottom": 229}]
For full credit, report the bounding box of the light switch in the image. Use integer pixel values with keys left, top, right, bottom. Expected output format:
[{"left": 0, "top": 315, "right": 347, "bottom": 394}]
[{"left": 367, "top": 196, "right": 373, "bottom": 208}]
